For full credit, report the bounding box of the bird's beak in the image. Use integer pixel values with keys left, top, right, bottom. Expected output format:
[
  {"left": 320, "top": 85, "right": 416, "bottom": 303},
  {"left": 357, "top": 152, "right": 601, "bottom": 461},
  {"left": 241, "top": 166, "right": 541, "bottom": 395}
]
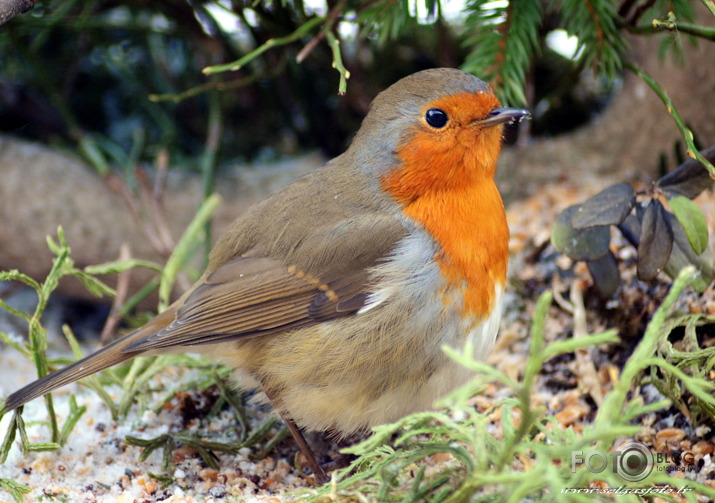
[{"left": 473, "top": 107, "right": 531, "bottom": 128}]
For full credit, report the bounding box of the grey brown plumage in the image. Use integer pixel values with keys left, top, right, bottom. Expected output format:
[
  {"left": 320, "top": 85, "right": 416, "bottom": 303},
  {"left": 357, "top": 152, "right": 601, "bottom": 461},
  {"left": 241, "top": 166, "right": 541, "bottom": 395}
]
[{"left": 5, "top": 68, "right": 529, "bottom": 447}]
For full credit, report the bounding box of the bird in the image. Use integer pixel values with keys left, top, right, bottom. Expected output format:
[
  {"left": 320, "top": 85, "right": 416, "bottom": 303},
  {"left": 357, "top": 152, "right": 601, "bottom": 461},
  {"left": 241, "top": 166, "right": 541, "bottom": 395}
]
[{"left": 3, "top": 68, "right": 529, "bottom": 483}]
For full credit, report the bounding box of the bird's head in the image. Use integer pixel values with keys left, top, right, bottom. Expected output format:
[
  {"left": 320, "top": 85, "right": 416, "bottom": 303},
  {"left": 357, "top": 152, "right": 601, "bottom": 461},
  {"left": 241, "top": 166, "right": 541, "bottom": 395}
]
[{"left": 349, "top": 68, "right": 529, "bottom": 205}]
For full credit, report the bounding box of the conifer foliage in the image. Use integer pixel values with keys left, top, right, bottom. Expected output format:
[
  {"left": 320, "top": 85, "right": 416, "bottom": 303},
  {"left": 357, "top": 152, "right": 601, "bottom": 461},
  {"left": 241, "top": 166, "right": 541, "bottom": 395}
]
[{"left": 462, "top": 0, "right": 543, "bottom": 106}]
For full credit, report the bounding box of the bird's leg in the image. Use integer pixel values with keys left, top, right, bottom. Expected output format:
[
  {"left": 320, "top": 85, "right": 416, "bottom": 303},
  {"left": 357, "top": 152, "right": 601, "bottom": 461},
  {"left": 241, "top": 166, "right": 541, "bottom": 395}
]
[
  {"left": 263, "top": 390, "right": 329, "bottom": 484},
  {"left": 278, "top": 409, "right": 330, "bottom": 484}
]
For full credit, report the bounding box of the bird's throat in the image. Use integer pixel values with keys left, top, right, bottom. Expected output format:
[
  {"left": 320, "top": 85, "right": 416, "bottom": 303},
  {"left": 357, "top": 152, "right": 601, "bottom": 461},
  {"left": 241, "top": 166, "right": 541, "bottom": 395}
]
[
  {"left": 398, "top": 179, "right": 508, "bottom": 320},
  {"left": 381, "top": 123, "right": 510, "bottom": 320}
]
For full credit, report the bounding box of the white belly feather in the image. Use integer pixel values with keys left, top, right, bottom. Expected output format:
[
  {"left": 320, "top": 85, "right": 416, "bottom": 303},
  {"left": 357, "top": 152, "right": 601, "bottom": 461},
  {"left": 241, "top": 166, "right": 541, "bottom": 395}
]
[{"left": 351, "top": 228, "right": 504, "bottom": 422}]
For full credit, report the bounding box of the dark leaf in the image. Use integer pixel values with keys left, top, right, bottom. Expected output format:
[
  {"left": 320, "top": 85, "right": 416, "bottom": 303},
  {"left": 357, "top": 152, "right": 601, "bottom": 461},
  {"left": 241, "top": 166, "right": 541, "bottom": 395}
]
[
  {"left": 637, "top": 200, "right": 674, "bottom": 281},
  {"left": 587, "top": 251, "right": 620, "bottom": 298},
  {"left": 617, "top": 213, "right": 641, "bottom": 247},
  {"left": 668, "top": 195, "right": 709, "bottom": 255},
  {"left": 552, "top": 205, "right": 611, "bottom": 261},
  {"left": 664, "top": 214, "right": 714, "bottom": 292},
  {"left": 657, "top": 145, "right": 715, "bottom": 199},
  {"left": 572, "top": 183, "right": 636, "bottom": 229}
]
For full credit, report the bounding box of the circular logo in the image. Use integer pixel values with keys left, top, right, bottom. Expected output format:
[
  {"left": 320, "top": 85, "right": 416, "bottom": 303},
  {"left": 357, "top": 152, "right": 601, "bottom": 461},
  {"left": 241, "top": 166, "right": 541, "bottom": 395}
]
[{"left": 615, "top": 441, "right": 654, "bottom": 482}]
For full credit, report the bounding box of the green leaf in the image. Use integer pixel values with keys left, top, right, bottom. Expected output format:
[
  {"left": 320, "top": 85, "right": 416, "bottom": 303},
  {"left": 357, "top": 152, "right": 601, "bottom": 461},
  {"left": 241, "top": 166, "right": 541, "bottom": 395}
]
[
  {"left": 84, "top": 259, "right": 163, "bottom": 275},
  {"left": 663, "top": 213, "right": 714, "bottom": 292},
  {"left": 59, "top": 395, "right": 87, "bottom": 446},
  {"left": 542, "top": 329, "right": 619, "bottom": 361},
  {"left": 78, "top": 135, "right": 111, "bottom": 176},
  {"left": 71, "top": 270, "right": 115, "bottom": 297},
  {"left": 0, "top": 270, "right": 41, "bottom": 290},
  {"left": 551, "top": 205, "right": 611, "bottom": 261},
  {"left": 26, "top": 442, "right": 61, "bottom": 451},
  {"left": 668, "top": 195, "right": 709, "bottom": 255}
]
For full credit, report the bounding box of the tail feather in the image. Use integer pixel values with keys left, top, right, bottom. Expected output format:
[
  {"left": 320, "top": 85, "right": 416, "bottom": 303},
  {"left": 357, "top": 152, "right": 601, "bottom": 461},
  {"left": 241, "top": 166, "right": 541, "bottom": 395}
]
[
  {"left": 4, "top": 308, "right": 176, "bottom": 411},
  {"left": 4, "top": 338, "right": 136, "bottom": 410}
]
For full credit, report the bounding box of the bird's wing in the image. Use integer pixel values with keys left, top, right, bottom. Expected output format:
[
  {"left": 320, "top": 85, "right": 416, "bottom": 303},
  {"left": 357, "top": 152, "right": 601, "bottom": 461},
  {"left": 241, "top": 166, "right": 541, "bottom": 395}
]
[{"left": 123, "top": 213, "right": 405, "bottom": 352}]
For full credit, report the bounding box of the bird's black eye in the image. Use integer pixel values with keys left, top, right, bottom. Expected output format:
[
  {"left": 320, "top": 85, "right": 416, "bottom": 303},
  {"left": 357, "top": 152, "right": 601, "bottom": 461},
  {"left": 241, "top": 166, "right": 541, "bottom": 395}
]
[{"left": 425, "top": 108, "right": 448, "bottom": 129}]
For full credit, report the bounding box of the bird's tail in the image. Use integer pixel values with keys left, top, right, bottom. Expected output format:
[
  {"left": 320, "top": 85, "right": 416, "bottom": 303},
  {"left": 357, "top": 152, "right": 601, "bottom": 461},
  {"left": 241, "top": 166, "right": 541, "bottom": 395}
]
[{"left": 3, "top": 308, "right": 176, "bottom": 411}]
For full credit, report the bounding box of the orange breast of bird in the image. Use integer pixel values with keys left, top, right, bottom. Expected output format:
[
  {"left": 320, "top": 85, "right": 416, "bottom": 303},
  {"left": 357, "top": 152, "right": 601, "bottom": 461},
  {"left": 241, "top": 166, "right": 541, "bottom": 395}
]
[{"left": 381, "top": 91, "right": 510, "bottom": 321}]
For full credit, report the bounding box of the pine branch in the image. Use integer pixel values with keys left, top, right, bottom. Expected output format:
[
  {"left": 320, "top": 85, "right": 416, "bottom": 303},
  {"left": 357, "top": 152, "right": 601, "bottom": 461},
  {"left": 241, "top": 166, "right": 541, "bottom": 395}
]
[
  {"left": 461, "top": 0, "right": 541, "bottom": 106},
  {"left": 357, "top": 0, "right": 438, "bottom": 44},
  {"left": 559, "top": 0, "right": 627, "bottom": 80}
]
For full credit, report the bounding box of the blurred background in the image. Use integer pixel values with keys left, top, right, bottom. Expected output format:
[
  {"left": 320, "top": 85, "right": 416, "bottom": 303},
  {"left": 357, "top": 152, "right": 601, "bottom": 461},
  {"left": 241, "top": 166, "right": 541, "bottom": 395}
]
[{"left": 0, "top": 0, "right": 625, "bottom": 160}]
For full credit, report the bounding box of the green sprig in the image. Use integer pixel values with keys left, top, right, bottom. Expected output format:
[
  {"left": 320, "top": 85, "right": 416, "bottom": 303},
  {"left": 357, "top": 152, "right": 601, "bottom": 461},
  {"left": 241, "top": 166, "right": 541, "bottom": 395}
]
[
  {"left": 158, "top": 193, "right": 221, "bottom": 311},
  {"left": 306, "top": 267, "right": 712, "bottom": 501},
  {"left": 626, "top": 62, "right": 715, "bottom": 177},
  {"left": 202, "top": 17, "right": 324, "bottom": 75},
  {"left": 325, "top": 31, "right": 350, "bottom": 95}
]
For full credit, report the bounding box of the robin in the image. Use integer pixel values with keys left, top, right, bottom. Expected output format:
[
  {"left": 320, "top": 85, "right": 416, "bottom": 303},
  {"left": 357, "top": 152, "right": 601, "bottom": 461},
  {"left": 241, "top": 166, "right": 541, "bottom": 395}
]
[{"left": 4, "top": 68, "right": 529, "bottom": 483}]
